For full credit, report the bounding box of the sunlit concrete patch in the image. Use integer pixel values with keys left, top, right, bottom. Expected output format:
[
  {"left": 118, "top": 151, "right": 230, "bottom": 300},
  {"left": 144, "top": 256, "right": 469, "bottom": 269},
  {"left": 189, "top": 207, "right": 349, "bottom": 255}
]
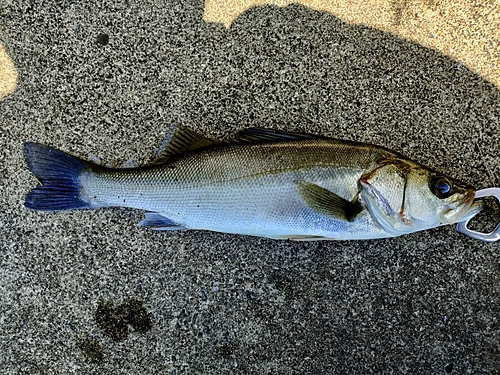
[
  {"left": 0, "top": 43, "right": 17, "bottom": 99},
  {"left": 203, "top": 0, "right": 500, "bottom": 88}
]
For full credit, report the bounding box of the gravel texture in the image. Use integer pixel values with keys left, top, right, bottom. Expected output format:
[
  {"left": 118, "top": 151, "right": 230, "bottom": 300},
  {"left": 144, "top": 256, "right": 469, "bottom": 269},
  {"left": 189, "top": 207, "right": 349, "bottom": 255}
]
[{"left": 1, "top": 1, "right": 499, "bottom": 374}]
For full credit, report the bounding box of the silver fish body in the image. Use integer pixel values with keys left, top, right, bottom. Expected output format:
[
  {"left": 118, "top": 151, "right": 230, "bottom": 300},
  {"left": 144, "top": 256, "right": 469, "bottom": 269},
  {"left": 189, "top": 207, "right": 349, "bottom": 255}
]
[{"left": 24, "top": 127, "right": 482, "bottom": 240}]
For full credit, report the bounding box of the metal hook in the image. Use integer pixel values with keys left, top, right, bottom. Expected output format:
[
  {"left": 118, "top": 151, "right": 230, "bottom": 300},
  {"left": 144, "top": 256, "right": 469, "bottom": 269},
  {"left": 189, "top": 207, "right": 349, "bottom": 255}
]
[{"left": 456, "top": 187, "right": 500, "bottom": 242}]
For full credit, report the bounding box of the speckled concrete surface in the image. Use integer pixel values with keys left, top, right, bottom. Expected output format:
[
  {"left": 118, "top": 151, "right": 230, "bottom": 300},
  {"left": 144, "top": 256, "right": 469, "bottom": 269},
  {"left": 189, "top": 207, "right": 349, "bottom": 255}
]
[{"left": 1, "top": 1, "right": 500, "bottom": 374}]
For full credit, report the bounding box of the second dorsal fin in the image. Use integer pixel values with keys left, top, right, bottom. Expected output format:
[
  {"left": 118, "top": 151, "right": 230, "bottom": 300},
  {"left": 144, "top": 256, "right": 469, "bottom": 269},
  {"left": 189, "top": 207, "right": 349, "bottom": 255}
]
[
  {"left": 154, "top": 125, "right": 221, "bottom": 164},
  {"left": 230, "top": 128, "right": 319, "bottom": 144}
]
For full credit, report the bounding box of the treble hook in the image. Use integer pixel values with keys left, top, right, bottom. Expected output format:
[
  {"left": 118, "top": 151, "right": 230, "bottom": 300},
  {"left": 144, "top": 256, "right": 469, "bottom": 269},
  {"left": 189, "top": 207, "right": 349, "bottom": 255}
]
[{"left": 456, "top": 187, "right": 500, "bottom": 242}]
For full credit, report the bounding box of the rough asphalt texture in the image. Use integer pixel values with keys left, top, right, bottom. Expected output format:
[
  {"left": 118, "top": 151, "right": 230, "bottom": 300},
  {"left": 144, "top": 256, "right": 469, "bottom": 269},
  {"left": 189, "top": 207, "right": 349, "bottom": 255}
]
[{"left": 1, "top": 1, "right": 500, "bottom": 374}]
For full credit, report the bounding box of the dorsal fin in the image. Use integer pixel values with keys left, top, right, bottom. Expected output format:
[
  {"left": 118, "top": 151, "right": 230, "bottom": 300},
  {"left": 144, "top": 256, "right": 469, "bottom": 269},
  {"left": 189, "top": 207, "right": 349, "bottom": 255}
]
[
  {"left": 230, "top": 128, "right": 319, "bottom": 144},
  {"left": 154, "top": 126, "right": 221, "bottom": 164},
  {"left": 154, "top": 127, "right": 321, "bottom": 164}
]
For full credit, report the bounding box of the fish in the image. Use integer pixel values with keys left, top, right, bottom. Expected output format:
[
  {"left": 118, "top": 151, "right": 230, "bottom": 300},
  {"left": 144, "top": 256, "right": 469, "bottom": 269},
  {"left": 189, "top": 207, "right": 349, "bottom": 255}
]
[{"left": 23, "top": 126, "right": 483, "bottom": 240}]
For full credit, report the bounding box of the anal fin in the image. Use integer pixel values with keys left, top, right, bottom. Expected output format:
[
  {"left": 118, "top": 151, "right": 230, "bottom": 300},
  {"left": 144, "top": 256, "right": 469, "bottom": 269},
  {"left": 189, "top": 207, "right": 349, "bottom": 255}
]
[{"left": 138, "top": 213, "right": 185, "bottom": 231}]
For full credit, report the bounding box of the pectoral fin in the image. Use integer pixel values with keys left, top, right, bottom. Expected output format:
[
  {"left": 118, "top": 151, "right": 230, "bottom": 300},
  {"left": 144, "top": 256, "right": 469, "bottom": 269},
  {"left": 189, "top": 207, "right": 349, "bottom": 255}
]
[{"left": 295, "top": 180, "right": 362, "bottom": 222}]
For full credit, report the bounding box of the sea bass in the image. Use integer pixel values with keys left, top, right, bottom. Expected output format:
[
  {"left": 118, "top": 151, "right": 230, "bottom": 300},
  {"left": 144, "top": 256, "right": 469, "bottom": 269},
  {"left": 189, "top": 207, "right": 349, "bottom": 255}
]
[{"left": 24, "top": 127, "right": 482, "bottom": 240}]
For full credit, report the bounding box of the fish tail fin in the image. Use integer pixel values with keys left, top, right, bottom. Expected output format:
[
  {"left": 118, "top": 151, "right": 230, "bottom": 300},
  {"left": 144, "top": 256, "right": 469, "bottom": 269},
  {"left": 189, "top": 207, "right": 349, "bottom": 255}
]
[{"left": 23, "top": 142, "right": 92, "bottom": 211}]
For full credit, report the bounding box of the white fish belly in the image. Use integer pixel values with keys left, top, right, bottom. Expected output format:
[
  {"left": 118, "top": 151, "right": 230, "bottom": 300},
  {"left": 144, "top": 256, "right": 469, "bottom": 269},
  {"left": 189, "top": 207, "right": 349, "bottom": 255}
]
[{"left": 82, "top": 168, "right": 392, "bottom": 240}]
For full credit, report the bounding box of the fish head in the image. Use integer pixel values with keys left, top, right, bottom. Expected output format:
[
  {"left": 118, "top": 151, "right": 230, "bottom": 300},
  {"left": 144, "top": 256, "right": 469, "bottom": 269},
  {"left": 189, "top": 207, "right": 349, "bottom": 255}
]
[{"left": 359, "top": 160, "right": 483, "bottom": 235}]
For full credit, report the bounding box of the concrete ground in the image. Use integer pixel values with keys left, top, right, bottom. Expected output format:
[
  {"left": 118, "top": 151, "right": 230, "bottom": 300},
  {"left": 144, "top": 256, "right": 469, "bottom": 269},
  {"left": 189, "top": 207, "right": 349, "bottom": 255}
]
[{"left": 1, "top": 1, "right": 500, "bottom": 374}]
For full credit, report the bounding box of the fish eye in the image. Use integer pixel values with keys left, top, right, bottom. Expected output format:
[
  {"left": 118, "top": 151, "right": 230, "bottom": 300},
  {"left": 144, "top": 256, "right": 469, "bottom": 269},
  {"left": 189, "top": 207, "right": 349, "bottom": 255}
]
[{"left": 430, "top": 176, "right": 454, "bottom": 199}]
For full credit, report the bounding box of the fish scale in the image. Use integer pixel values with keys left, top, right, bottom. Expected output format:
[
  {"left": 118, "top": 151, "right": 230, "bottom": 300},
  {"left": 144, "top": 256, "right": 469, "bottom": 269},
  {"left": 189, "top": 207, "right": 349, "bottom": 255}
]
[{"left": 81, "top": 140, "right": 402, "bottom": 239}]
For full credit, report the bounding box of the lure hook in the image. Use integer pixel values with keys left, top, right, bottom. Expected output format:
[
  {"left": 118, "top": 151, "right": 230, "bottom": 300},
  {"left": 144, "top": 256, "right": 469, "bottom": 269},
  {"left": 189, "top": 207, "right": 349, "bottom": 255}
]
[{"left": 456, "top": 187, "right": 500, "bottom": 242}]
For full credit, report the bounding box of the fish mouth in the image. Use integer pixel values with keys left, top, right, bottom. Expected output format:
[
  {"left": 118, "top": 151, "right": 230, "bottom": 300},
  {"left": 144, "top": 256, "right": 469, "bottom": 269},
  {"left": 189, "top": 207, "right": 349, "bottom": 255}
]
[{"left": 446, "top": 190, "right": 483, "bottom": 224}]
